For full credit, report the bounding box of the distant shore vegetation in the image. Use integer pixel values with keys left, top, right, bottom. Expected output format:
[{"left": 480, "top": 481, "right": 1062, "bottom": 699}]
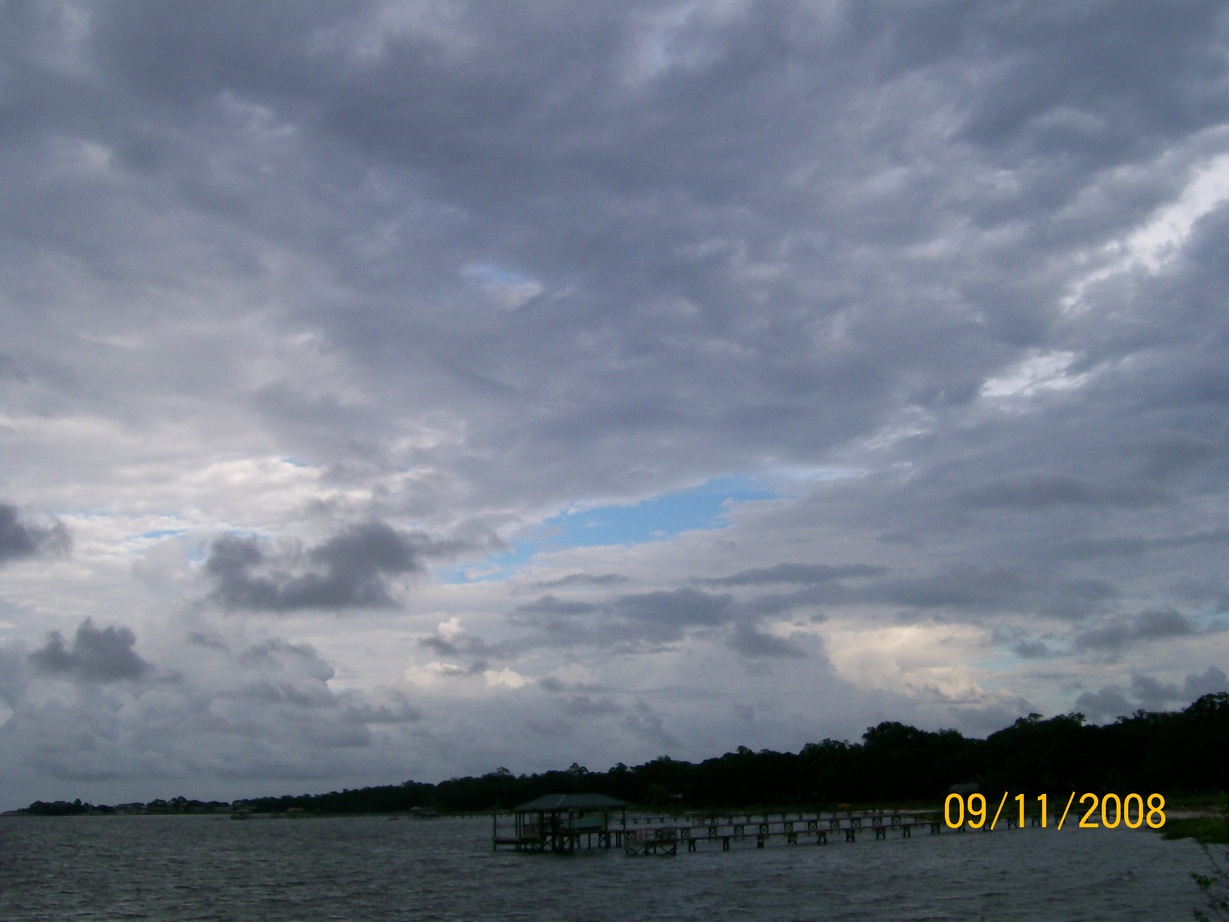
[{"left": 10, "top": 693, "right": 1226, "bottom": 819}]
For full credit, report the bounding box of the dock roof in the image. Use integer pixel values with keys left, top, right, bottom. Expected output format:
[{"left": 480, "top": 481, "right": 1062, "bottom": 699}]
[{"left": 515, "top": 793, "right": 628, "bottom": 812}]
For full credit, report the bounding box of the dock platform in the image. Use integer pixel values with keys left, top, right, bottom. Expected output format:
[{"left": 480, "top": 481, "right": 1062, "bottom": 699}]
[{"left": 494, "top": 802, "right": 1044, "bottom": 855}]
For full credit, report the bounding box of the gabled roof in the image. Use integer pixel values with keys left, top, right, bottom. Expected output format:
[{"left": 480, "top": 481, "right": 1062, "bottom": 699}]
[{"left": 515, "top": 793, "right": 628, "bottom": 812}]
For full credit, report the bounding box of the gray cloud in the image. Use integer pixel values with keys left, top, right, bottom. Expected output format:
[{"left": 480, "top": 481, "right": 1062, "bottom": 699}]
[
  {"left": 955, "top": 476, "right": 1168, "bottom": 511},
  {"left": 236, "top": 639, "right": 334, "bottom": 681},
  {"left": 0, "top": 503, "right": 70, "bottom": 565},
  {"left": 1129, "top": 674, "right": 1182, "bottom": 710},
  {"left": 1075, "top": 609, "right": 1198, "bottom": 653},
  {"left": 700, "top": 563, "right": 886, "bottom": 586},
  {"left": 417, "top": 624, "right": 497, "bottom": 676},
  {"left": 186, "top": 632, "right": 230, "bottom": 651},
  {"left": 204, "top": 522, "right": 433, "bottom": 612},
  {"left": 1134, "top": 609, "right": 1197, "bottom": 640},
  {"left": 533, "top": 573, "right": 631, "bottom": 589},
  {"left": 1075, "top": 666, "right": 1228, "bottom": 722},
  {"left": 28, "top": 619, "right": 152, "bottom": 683},
  {"left": 557, "top": 694, "right": 624, "bottom": 718},
  {"left": 1056, "top": 530, "right": 1229, "bottom": 562},
  {"left": 2, "top": 620, "right": 434, "bottom": 799},
  {"left": 0, "top": 643, "right": 29, "bottom": 706},
  {"left": 621, "top": 700, "right": 679, "bottom": 753},
  {"left": 1074, "top": 687, "right": 1134, "bottom": 723},
  {"left": 1140, "top": 432, "right": 1222, "bottom": 481},
  {"left": 503, "top": 587, "right": 738, "bottom": 653},
  {"left": 875, "top": 566, "right": 1032, "bottom": 612},
  {"left": 1011, "top": 640, "right": 1051, "bottom": 660},
  {"left": 1184, "top": 666, "right": 1229, "bottom": 700},
  {"left": 614, "top": 589, "right": 732, "bottom": 627},
  {"left": 341, "top": 691, "right": 423, "bottom": 726},
  {"left": 729, "top": 623, "right": 808, "bottom": 660},
  {"left": 513, "top": 595, "right": 600, "bottom": 618}
]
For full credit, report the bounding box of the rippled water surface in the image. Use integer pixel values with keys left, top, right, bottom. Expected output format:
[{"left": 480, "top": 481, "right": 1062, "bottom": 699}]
[{"left": 0, "top": 814, "right": 1215, "bottom": 920}]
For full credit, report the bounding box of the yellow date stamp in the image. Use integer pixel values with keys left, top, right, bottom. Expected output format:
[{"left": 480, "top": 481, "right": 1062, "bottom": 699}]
[{"left": 943, "top": 792, "right": 1166, "bottom": 830}]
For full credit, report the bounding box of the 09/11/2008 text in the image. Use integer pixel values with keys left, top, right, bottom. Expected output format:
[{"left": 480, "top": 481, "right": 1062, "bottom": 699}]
[{"left": 943, "top": 792, "right": 1165, "bottom": 831}]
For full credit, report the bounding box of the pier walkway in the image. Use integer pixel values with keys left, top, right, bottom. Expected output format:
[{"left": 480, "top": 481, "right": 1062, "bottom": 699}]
[{"left": 493, "top": 803, "right": 1047, "bottom": 856}]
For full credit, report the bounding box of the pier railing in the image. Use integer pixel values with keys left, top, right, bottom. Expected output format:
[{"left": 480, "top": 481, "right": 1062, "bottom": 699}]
[{"left": 493, "top": 807, "right": 1038, "bottom": 855}]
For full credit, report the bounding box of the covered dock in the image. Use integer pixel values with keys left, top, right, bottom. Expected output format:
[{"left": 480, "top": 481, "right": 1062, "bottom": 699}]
[{"left": 492, "top": 793, "right": 629, "bottom": 853}]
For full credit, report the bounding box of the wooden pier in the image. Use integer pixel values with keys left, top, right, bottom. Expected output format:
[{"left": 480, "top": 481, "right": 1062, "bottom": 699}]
[
  {"left": 622, "top": 808, "right": 1049, "bottom": 854},
  {"left": 492, "top": 793, "right": 629, "bottom": 853},
  {"left": 493, "top": 799, "right": 1047, "bottom": 856},
  {"left": 627, "top": 810, "right": 946, "bottom": 854}
]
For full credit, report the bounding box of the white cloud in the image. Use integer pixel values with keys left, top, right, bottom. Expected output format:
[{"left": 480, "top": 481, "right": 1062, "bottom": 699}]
[{"left": 483, "top": 668, "right": 530, "bottom": 690}]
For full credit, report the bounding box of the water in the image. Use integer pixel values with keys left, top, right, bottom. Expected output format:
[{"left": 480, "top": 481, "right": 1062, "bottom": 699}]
[{"left": 0, "top": 814, "right": 1215, "bottom": 921}]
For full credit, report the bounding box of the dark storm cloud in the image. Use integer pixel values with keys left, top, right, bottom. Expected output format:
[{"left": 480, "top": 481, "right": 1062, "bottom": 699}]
[
  {"left": 728, "top": 622, "right": 807, "bottom": 660},
  {"left": 737, "top": 523, "right": 1123, "bottom": 620},
  {"left": 0, "top": 503, "right": 70, "bottom": 565},
  {"left": 952, "top": 3, "right": 1229, "bottom": 160},
  {"left": 28, "top": 619, "right": 151, "bottom": 683},
  {"left": 1056, "top": 529, "right": 1229, "bottom": 562},
  {"left": 871, "top": 566, "right": 1035, "bottom": 613},
  {"left": 1076, "top": 667, "right": 1228, "bottom": 722},
  {"left": 1074, "top": 609, "right": 1198, "bottom": 653},
  {"left": 1073, "top": 687, "right": 1133, "bottom": 722},
  {"left": 513, "top": 588, "right": 732, "bottom": 626},
  {"left": 505, "top": 587, "right": 736, "bottom": 651},
  {"left": 1184, "top": 666, "right": 1229, "bottom": 700},
  {"left": 1011, "top": 640, "right": 1051, "bottom": 660},
  {"left": 1129, "top": 674, "right": 1182, "bottom": 710},
  {"left": 1129, "top": 667, "right": 1229, "bottom": 710},
  {"left": 613, "top": 588, "right": 732, "bottom": 629},
  {"left": 954, "top": 476, "right": 1168, "bottom": 511},
  {"left": 185, "top": 631, "right": 230, "bottom": 651},
  {"left": 204, "top": 522, "right": 432, "bottom": 611},
  {"left": 1133, "top": 609, "right": 1199, "bottom": 640},
  {"left": 513, "top": 595, "right": 600, "bottom": 617},
  {"left": 1140, "top": 432, "right": 1222, "bottom": 481}
]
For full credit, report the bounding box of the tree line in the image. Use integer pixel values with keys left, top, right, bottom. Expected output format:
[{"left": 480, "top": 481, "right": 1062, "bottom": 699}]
[
  {"left": 229, "top": 692, "right": 1229, "bottom": 814},
  {"left": 16, "top": 693, "right": 1226, "bottom": 816}
]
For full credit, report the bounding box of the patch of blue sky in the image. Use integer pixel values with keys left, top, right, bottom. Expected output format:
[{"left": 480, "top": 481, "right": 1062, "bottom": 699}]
[
  {"left": 544, "top": 475, "right": 779, "bottom": 549},
  {"left": 463, "top": 262, "right": 547, "bottom": 311},
  {"left": 462, "top": 262, "right": 538, "bottom": 287},
  {"left": 437, "top": 475, "right": 781, "bottom": 584},
  {"left": 135, "top": 528, "right": 189, "bottom": 541}
]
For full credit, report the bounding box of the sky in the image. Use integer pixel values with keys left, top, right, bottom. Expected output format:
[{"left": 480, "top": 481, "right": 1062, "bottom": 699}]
[{"left": 1, "top": 0, "right": 1228, "bottom": 811}]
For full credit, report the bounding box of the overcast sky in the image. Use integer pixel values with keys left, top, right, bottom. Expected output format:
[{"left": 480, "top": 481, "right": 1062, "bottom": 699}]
[{"left": 2, "top": 0, "right": 1228, "bottom": 811}]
